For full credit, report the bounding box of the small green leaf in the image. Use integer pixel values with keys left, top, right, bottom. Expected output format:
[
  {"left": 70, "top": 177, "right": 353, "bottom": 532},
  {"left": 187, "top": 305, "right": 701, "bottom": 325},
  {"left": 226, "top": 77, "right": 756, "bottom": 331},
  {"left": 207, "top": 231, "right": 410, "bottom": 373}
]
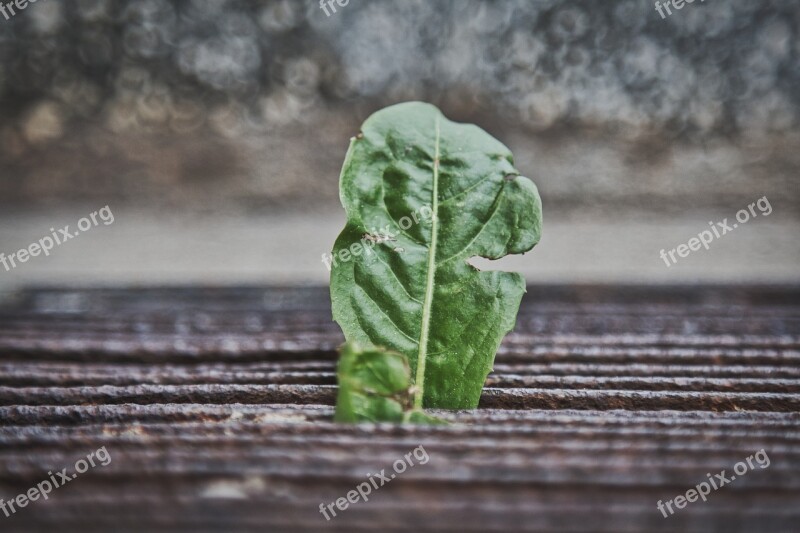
[
  {"left": 334, "top": 343, "right": 445, "bottom": 424},
  {"left": 331, "top": 102, "right": 542, "bottom": 409}
]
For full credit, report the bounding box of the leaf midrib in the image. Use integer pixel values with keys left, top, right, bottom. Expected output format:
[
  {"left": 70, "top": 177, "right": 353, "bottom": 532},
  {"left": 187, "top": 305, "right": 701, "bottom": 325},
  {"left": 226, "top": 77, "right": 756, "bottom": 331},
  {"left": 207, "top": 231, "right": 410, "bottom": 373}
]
[{"left": 413, "top": 114, "right": 440, "bottom": 409}]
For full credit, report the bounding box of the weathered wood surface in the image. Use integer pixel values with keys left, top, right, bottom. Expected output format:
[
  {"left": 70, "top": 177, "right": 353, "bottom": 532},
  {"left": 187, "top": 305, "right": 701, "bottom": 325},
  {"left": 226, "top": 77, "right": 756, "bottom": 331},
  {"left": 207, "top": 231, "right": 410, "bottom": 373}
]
[{"left": 0, "top": 285, "right": 798, "bottom": 532}]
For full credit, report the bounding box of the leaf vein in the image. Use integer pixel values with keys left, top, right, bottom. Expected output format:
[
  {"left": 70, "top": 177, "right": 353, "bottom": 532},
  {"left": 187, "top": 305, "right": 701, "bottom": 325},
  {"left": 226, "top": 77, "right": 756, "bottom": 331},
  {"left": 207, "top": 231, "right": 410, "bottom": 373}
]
[
  {"left": 413, "top": 114, "right": 441, "bottom": 409},
  {"left": 353, "top": 281, "right": 418, "bottom": 345},
  {"left": 438, "top": 182, "right": 506, "bottom": 265},
  {"left": 371, "top": 249, "right": 423, "bottom": 305}
]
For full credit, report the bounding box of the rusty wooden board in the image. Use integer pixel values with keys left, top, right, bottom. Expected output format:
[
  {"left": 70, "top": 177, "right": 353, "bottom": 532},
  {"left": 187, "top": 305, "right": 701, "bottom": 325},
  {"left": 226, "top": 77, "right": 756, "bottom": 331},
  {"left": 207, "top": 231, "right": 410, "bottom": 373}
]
[{"left": 0, "top": 285, "right": 798, "bottom": 532}]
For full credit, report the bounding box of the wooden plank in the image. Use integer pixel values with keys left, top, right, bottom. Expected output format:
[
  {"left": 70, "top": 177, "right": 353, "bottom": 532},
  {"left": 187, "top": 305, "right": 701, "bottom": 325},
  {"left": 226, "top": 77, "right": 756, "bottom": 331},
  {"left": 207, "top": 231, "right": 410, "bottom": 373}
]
[{"left": 0, "top": 285, "right": 798, "bottom": 532}]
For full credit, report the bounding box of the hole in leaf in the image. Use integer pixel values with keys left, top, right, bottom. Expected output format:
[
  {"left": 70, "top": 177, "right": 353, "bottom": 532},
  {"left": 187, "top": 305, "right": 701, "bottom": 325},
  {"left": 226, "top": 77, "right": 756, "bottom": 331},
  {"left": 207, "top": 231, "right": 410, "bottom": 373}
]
[{"left": 467, "top": 254, "right": 525, "bottom": 272}]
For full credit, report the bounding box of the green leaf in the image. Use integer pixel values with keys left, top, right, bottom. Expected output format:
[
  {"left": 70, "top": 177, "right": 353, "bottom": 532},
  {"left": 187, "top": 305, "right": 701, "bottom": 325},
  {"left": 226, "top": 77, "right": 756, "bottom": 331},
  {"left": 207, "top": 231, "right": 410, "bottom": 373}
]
[
  {"left": 330, "top": 102, "right": 542, "bottom": 409},
  {"left": 334, "top": 343, "right": 446, "bottom": 424}
]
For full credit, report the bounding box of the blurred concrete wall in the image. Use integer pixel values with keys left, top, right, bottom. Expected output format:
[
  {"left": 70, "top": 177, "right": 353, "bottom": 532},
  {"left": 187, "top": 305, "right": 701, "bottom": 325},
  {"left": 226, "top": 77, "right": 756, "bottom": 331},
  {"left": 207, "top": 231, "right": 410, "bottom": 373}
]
[{"left": 0, "top": 0, "right": 797, "bottom": 216}]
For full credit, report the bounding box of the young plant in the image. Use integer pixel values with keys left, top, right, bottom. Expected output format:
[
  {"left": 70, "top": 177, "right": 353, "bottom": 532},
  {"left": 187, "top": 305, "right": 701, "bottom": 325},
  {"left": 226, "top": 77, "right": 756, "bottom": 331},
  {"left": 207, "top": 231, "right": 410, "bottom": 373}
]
[
  {"left": 330, "top": 102, "right": 542, "bottom": 415},
  {"left": 334, "top": 343, "right": 444, "bottom": 424}
]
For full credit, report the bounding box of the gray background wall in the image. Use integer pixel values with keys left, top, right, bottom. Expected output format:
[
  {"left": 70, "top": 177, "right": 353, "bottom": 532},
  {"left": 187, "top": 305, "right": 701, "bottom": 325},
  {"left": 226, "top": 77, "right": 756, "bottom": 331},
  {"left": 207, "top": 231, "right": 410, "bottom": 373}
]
[{"left": 0, "top": 0, "right": 797, "bottom": 289}]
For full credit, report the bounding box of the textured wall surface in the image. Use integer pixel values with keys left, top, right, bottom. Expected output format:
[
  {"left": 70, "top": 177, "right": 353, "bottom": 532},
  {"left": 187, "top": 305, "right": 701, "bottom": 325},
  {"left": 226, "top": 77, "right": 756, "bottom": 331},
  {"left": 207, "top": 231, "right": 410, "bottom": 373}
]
[{"left": 0, "top": 0, "right": 798, "bottom": 213}]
